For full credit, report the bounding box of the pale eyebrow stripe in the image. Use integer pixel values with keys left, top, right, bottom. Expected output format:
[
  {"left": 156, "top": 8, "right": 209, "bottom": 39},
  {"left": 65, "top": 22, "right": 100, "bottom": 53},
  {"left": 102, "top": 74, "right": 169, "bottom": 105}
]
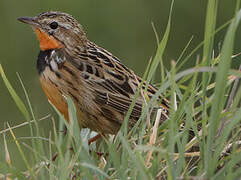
[{"left": 58, "top": 22, "right": 72, "bottom": 29}]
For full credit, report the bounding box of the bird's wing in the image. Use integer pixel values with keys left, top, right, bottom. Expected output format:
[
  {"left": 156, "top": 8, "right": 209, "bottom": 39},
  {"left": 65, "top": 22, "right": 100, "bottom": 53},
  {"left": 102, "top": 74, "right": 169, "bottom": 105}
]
[{"left": 66, "top": 43, "right": 168, "bottom": 122}]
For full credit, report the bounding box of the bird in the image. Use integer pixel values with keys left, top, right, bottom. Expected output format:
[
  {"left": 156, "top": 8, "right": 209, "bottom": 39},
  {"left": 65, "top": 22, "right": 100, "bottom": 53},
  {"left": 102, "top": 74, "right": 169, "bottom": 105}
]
[{"left": 17, "top": 11, "right": 169, "bottom": 136}]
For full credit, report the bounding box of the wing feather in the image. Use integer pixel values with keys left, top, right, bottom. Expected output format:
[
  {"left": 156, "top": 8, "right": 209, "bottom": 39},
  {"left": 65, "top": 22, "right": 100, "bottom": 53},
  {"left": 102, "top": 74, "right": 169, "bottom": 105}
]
[{"left": 64, "top": 42, "right": 168, "bottom": 123}]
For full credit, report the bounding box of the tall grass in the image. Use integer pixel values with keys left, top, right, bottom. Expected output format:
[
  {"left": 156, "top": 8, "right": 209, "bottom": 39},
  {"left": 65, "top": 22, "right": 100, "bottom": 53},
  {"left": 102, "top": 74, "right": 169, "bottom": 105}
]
[{"left": 1, "top": 1, "right": 241, "bottom": 179}]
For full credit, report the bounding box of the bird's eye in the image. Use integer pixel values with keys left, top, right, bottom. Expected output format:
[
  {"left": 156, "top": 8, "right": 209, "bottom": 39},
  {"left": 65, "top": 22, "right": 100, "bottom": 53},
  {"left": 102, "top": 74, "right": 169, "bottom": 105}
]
[{"left": 49, "top": 22, "right": 58, "bottom": 29}]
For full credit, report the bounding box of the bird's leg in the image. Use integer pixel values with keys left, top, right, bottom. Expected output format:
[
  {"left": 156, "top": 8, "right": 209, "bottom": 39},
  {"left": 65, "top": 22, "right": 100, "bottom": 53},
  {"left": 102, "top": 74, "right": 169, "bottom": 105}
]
[
  {"left": 58, "top": 125, "right": 67, "bottom": 135},
  {"left": 88, "top": 133, "right": 106, "bottom": 156},
  {"left": 51, "top": 133, "right": 104, "bottom": 164},
  {"left": 88, "top": 133, "right": 102, "bottom": 145},
  {"left": 63, "top": 125, "right": 68, "bottom": 135},
  {"left": 50, "top": 125, "right": 68, "bottom": 163},
  {"left": 51, "top": 152, "right": 58, "bottom": 162},
  {"left": 51, "top": 147, "right": 74, "bottom": 163}
]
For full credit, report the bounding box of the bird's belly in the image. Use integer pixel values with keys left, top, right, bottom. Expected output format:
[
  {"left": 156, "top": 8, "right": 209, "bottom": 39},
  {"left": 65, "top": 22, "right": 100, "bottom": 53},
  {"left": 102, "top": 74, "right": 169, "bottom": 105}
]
[{"left": 39, "top": 65, "right": 121, "bottom": 134}]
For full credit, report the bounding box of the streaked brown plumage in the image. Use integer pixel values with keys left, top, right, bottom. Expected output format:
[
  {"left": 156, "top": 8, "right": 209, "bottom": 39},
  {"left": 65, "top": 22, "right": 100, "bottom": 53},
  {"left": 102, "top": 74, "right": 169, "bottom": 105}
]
[{"left": 18, "top": 11, "right": 169, "bottom": 134}]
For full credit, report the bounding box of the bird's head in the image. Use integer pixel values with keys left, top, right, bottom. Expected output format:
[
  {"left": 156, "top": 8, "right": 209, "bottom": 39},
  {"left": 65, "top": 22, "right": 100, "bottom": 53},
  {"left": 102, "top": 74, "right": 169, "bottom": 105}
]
[{"left": 18, "top": 11, "right": 88, "bottom": 51}]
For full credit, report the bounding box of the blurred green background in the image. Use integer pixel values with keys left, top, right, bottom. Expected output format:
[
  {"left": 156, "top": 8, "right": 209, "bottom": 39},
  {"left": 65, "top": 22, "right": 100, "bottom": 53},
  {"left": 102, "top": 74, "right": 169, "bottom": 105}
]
[{"left": 0, "top": 0, "right": 240, "bottom": 169}]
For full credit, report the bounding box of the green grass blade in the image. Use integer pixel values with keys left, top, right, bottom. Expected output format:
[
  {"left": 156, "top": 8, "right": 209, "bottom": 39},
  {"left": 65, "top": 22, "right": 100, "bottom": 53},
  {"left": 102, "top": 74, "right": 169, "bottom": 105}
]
[
  {"left": 66, "top": 96, "right": 82, "bottom": 148},
  {"left": 201, "top": 0, "right": 218, "bottom": 153},
  {"left": 205, "top": 6, "right": 241, "bottom": 177},
  {"left": 0, "top": 64, "right": 30, "bottom": 121},
  {"left": 176, "top": 19, "right": 232, "bottom": 71},
  {"left": 146, "top": 0, "right": 174, "bottom": 86},
  {"left": 202, "top": 0, "right": 217, "bottom": 64},
  {"left": 7, "top": 123, "right": 35, "bottom": 178}
]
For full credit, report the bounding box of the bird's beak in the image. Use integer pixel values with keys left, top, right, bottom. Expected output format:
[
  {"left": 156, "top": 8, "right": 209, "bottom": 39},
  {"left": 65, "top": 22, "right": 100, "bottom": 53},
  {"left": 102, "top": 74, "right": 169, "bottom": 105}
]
[{"left": 17, "top": 16, "right": 40, "bottom": 27}]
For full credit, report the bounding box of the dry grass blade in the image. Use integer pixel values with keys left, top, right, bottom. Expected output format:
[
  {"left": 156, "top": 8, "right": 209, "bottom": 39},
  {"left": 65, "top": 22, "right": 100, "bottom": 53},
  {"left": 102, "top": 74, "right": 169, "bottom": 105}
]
[
  {"left": 6, "top": 122, "right": 35, "bottom": 178},
  {"left": 221, "top": 141, "right": 241, "bottom": 156},
  {"left": 0, "top": 114, "right": 51, "bottom": 135},
  {"left": 173, "top": 152, "right": 200, "bottom": 158},
  {"left": 3, "top": 133, "right": 11, "bottom": 165},
  {"left": 145, "top": 108, "right": 163, "bottom": 166},
  {"left": 185, "top": 124, "right": 208, "bottom": 152}
]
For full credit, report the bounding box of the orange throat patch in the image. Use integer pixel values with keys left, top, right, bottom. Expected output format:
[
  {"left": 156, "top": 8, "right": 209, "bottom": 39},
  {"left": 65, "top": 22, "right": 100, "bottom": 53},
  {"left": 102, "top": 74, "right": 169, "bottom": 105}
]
[{"left": 34, "top": 28, "right": 63, "bottom": 51}]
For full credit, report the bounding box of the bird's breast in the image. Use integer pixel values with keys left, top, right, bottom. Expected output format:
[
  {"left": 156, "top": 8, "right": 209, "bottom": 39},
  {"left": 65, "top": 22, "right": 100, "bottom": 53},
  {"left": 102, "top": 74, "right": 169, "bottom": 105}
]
[
  {"left": 37, "top": 49, "right": 69, "bottom": 121},
  {"left": 39, "top": 68, "right": 69, "bottom": 121}
]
